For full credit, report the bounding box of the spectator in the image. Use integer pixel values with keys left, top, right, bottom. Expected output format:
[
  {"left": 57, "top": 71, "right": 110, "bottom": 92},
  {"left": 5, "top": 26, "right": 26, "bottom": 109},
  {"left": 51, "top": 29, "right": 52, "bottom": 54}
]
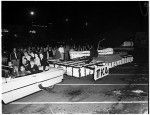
[
  {"left": 54, "top": 47, "right": 61, "bottom": 60},
  {"left": 10, "top": 48, "right": 19, "bottom": 67},
  {"left": 43, "top": 48, "right": 47, "bottom": 60},
  {"left": 34, "top": 53, "right": 41, "bottom": 67},
  {"left": 58, "top": 45, "right": 64, "bottom": 60},
  {"left": 22, "top": 52, "right": 29, "bottom": 65},
  {"left": 64, "top": 45, "right": 70, "bottom": 61},
  {"left": 19, "top": 66, "right": 29, "bottom": 76},
  {"left": 86, "top": 45, "right": 98, "bottom": 64},
  {"left": 8, "top": 61, "right": 19, "bottom": 78},
  {"left": 48, "top": 47, "right": 53, "bottom": 60},
  {"left": 45, "top": 47, "right": 50, "bottom": 60},
  {"left": 28, "top": 60, "right": 39, "bottom": 74},
  {"left": 30, "top": 51, "right": 35, "bottom": 60},
  {"left": 52, "top": 47, "right": 56, "bottom": 57},
  {"left": 39, "top": 53, "right": 49, "bottom": 70},
  {"left": 22, "top": 58, "right": 30, "bottom": 71},
  {"left": 37, "top": 47, "right": 40, "bottom": 52},
  {"left": 18, "top": 48, "right": 24, "bottom": 66},
  {"left": 22, "top": 52, "right": 31, "bottom": 62},
  {"left": 8, "top": 61, "right": 14, "bottom": 69}
]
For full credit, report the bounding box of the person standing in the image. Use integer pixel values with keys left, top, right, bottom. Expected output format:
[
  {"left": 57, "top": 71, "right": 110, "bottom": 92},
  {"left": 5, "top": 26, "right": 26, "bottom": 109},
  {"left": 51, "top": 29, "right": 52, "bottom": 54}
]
[
  {"left": 58, "top": 45, "right": 64, "bottom": 60},
  {"left": 43, "top": 48, "right": 47, "bottom": 61},
  {"left": 10, "top": 48, "right": 19, "bottom": 67},
  {"left": 86, "top": 45, "right": 98, "bottom": 63},
  {"left": 54, "top": 47, "right": 61, "bottom": 60},
  {"left": 48, "top": 47, "right": 53, "bottom": 60},
  {"left": 64, "top": 45, "right": 70, "bottom": 61},
  {"left": 18, "top": 48, "right": 24, "bottom": 66},
  {"left": 52, "top": 47, "right": 56, "bottom": 57}
]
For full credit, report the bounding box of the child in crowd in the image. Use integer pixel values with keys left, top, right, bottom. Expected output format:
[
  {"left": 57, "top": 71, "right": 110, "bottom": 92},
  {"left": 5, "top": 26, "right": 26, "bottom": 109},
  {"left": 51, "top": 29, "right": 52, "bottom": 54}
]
[
  {"left": 28, "top": 60, "right": 39, "bottom": 74},
  {"left": 18, "top": 66, "right": 29, "bottom": 76},
  {"left": 8, "top": 61, "right": 19, "bottom": 78}
]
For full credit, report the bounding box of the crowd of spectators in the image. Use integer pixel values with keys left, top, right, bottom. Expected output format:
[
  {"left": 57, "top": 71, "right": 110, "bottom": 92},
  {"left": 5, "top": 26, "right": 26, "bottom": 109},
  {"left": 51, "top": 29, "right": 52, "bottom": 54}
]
[{"left": 2, "top": 43, "right": 94, "bottom": 79}]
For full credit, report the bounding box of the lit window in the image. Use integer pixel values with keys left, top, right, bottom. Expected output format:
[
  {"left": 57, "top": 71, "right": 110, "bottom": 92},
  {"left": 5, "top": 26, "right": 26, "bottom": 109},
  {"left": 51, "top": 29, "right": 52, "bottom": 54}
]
[
  {"left": 3, "top": 29, "right": 9, "bottom": 33},
  {"left": 29, "top": 30, "right": 36, "bottom": 34}
]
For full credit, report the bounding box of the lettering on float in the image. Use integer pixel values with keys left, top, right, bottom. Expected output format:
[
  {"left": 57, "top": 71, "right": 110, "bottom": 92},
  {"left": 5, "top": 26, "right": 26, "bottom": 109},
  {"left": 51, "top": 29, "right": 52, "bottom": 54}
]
[
  {"left": 103, "top": 56, "right": 133, "bottom": 69},
  {"left": 94, "top": 65, "right": 109, "bottom": 81}
]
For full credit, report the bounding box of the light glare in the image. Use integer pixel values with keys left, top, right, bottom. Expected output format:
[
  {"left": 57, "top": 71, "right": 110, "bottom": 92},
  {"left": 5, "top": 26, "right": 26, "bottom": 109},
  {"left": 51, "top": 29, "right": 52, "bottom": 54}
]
[{"left": 30, "top": 11, "right": 35, "bottom": 16}]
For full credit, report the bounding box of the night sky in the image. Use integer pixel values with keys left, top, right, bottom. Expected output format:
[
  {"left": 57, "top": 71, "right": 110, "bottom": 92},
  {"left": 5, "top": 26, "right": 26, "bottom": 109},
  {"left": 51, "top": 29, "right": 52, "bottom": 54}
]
[
  {"left": 2, "top": 1, "right": 148, "bottom": 48},
  {"left": 2, "top": 1, "right": 143, "bottom": 25}
]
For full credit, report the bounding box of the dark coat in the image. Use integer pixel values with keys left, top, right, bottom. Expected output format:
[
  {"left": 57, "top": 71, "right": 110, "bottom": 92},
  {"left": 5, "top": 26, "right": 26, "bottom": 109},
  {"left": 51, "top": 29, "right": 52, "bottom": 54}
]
[
  {"left": 54, "top": 49, "right": 61, "bottom": 59},
  {"left": 48, "top": 50, "right": 53, "bottom": 57},
  {"left": 28, "top": 65, "right": 39, "bottom": 74},
  {"left": 90, "top": 47, "right": 98, "bottom": 58},
  {"left": 10, "top": 51, "right": 18, "bottom": 60}
]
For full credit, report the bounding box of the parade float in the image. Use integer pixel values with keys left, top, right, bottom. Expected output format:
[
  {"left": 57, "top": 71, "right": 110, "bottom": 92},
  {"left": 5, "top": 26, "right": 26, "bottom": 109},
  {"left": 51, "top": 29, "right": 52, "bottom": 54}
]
[
  {"left": 49, "top": 54, "right": 133, "bottom": 80},
  {"left": 2, "top": 40, "right": 134, "bottom": 104},
  {"left": 2, "top": 67, "right": 65, "bottom": 104},
  {"left": 121, "top": 41, "right": 134, "bottom": 47},
  {"left": 49, "top": 39, "right": 134, "bottom": 80},
  {"left": 114, "top": 41, "right": 134, "bottom": 52}
]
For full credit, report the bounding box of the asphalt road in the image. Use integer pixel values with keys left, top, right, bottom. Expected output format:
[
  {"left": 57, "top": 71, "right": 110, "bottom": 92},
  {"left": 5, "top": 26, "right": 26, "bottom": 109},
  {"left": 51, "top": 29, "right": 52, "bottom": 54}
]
[{"left": 2, "top": 62, "right": 149, "bottom": 114}]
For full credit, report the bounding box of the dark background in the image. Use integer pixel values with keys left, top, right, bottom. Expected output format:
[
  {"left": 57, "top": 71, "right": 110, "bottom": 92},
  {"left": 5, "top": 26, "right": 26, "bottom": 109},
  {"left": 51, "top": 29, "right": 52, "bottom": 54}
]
[{"left": 2, "top": 1, "right": 149, "bottom": 50}]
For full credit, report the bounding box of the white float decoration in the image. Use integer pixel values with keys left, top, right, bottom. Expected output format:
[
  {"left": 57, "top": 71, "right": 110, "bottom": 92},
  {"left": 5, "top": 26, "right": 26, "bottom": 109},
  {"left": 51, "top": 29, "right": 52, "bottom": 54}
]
[
  {"left": 2, "top": 68, "right": 65, "bottom": 104},
  {"left": 104, "top": 55, "right": 133, "bottom": 68},
  {"left": 49, "top": 60, "right": 104, "bottom": 78},
  {"left": 49, "top": 55, "right": 133, "bottom": 80},
  {"left": 69, "top": 48, "right": 113, "bottom": 59},
  {"left": 122, "top": 41, "right": 134, "bottom": 47}
]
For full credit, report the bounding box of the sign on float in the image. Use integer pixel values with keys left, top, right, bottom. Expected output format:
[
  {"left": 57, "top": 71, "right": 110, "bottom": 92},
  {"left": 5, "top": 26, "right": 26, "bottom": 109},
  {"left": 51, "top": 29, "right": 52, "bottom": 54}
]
[{"left": 94, "top": 65, "right": 109, "bottom": 81}]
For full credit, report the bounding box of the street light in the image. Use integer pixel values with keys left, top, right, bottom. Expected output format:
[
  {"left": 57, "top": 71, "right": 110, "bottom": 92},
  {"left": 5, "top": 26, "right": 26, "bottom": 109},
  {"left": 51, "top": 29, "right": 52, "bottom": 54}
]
[
  {"left": 30, "top": 11, "right": 35, "bottom": 16},
  {"left": 29, "top": 10, "right": 35, "bottom": 24},
  {"left": 28, "top": 10, "right": 36, "bottom": 46}
]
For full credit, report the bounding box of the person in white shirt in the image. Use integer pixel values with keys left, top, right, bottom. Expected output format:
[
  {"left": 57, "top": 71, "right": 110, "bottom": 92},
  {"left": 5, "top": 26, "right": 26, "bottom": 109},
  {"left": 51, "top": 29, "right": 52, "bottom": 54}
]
[
  {"left": 58, "top": 45, "right": 64, "bottom": 60},
  {"left": 34, "top": 53, "right": 41, "bottom": 67},
  {"left": 22, "top": 52, "right": 31, "bottom": 65}
]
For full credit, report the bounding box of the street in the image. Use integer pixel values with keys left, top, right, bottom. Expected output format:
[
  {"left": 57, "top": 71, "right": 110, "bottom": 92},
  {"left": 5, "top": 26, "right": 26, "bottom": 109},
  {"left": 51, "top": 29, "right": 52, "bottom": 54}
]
[{"left": 2, "top": 62, "right": 149, "bottom": 114}]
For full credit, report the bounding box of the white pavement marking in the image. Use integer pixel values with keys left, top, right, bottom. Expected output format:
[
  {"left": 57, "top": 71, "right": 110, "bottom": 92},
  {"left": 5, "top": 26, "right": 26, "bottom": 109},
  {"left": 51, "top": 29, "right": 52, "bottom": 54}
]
[
  {"left": 56, "top": 84, "right": 148, "bottom": 85},
  {"left": 11, "top": 101, "right": 148, "bottom": 104},
  {"left": 110, "top": 74, "right": 148, "bottom": 76}
]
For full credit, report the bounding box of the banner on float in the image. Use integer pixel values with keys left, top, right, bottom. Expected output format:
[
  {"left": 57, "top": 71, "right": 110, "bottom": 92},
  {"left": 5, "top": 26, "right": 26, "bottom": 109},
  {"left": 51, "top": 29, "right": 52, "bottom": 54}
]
[
  {"left": 104, "top": 56, "right": 133, "bottom": 68},
  {"left": 94, "top": 65, "right": 109, "bottom": 81}
]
